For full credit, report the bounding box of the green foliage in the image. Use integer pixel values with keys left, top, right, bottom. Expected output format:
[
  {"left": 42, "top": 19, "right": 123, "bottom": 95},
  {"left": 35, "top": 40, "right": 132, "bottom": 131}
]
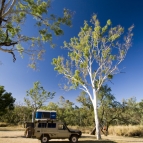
[
  {"left": 42, "top": 102, "right": 58, "bottom": 111},
  {"left": 107, "top": 19, "right": 112, "bottom": 26},
  {"left": 97, "top": 85, "right": 125, "bottom": 130},
  {"left": 52, "top": 14, "right": 133, "bottom": 91},
  {"left": 76, "top": 92, "right": 94, "bottom": 126},
  {"left": 24, "top": 81, "right": 55, "bottom": 112},
  {"left": 107, "top": 74, "right": 113, "bottom": 79},
  {"left": 0, "top": 103, "right": 32, "bottom": 124},
  {"left": 120, "top": 97, "right": 143, "bottom": 125},
  {"left": 16, "top": 44, "right": 24, "bottom": 58},
  {"left": 0, "top": 0, "right": 72, "bottom": 69},
  {"left": 53, "top": 57, "right": 64, "bottom": 73},
  {"left": 76, "top": 91, "right": 93, "bottom": 110},
  {"left": 42, "top": 96, "right": 77, "bottom": 126},
  {"left": 0, "top": 86, "right": 16, "bottom": 116}
]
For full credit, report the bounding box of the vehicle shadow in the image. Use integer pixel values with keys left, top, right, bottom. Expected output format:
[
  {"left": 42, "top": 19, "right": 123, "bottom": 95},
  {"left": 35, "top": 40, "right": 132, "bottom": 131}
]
[
  {"left": 0, "top": 136, "right": 117, "bottom": 142},
  {"left": 0, "top": 135, "right": 117, "bottom": 143},
  {"left": 49, "top": 141, "right": 117, "bottom": 143}
]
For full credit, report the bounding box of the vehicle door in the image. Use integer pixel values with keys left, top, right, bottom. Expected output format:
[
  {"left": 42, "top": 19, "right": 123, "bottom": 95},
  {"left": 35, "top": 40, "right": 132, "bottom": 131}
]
[
  {"left": 34, "top": 122, "right": 58, "bottom": 138},
  {"left": 34, "top": 122, "right": 47, "bottom": 138},
  {"left": 57, "top": 124, "right": 70, "bottom": 138},
  {"left": 47, "top": 123, "right": 58, "bottom": 139}
]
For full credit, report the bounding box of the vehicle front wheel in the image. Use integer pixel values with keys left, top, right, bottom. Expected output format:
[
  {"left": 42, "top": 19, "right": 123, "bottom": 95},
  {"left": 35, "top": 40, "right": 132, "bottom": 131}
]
[
  {"left": 41, "top": 135, "right": 49, "bottom": 143},
  {"left": 70, "top": 135, "right": 78, "bottom": 143}
]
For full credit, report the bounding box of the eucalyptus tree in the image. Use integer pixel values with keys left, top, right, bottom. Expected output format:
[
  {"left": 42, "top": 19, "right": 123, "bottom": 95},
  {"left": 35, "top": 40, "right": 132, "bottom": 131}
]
[
  {"left": 24, "top": 81, "right": 55, "bottom": 122},
  {"left": 52, "top": 15, "right": 133, "bottom": 139},
  {"left": 0, "top": 0, "right": 72, "bottom": 69}
]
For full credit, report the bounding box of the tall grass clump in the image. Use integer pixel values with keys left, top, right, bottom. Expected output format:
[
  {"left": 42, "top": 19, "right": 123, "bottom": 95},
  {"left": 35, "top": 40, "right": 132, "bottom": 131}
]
[
  {"left": 108, "top": 125, "right": 143, "bottom": 137},
  {"left": 68, "top": 126, "right": 93, "bottom": 134},
  {"left": 0, "top": 122, "right": 9, "bottom": 127}
]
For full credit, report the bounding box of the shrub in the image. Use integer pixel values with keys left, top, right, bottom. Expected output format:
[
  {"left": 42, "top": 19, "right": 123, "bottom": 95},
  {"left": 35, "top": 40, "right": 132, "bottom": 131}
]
[{"left": 0, "top": 122, "right": 9, "bottom": 127}]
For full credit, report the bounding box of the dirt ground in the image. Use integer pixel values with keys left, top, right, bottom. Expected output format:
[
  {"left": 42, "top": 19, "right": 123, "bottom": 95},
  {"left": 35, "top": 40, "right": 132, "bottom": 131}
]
[{"left": 0, "top": 130, "right": 143, "bottom": 143}]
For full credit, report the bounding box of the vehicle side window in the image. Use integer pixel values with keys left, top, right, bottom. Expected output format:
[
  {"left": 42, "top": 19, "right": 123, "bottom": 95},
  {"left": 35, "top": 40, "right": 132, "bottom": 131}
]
[
  {"left": 38, "top": 123, "right": 47, "bottom": 128},
  {"left": 42, "top": 112, "right": 50, "bottom": 118},
  {"left": 48, "top": 123, "right": 56, "bottom": 128},
  {"left": 58, "top": 124, "right": 66, "bottom": 130}
]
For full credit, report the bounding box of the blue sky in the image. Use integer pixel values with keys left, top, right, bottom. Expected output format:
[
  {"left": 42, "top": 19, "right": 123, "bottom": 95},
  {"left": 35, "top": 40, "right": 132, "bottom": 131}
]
[{"left": 0, "top": 0, "right": 143, "bottom": 106}]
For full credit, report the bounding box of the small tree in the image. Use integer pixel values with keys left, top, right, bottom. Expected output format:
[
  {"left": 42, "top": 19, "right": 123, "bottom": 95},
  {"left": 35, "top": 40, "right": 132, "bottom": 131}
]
[
  {"left": 97, "top": 85, "right": 125, "bottom": 135},
  {"left": 52, "top": 15, "right": 133, "bottom": 139},
  {"left": 57, "top": 96, "right": 75, "bottom": 125},
  {"left": 24, "top": 81, "right": 55, "bottom": 122},
  {"left": 76, "top": 92, "right": 94, "bottom": 127},
  {"left": 0, "top": 85, "right": 15, "bottom": 116},
  {"left": 120, "top": 97, "right": 140, "bottom": 125},
  {"left": 0, "top": 0, "right": 72, "bottom": 69}
]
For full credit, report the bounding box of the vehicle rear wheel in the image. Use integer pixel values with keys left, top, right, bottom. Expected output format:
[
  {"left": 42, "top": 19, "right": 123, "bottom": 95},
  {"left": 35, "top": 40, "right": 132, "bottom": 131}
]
[
  {"left": 41, "top": 135, "right": 49, "bottom": 143},
  {"left": 70, "top": 135, "right": 78, "bottom": 143}
]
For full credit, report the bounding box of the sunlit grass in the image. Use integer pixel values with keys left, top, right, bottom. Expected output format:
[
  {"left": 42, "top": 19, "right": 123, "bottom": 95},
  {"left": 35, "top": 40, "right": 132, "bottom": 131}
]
[
  {"left": 108, "top": 125, "right": 143, "bottom": 137},
  {"left": 68, "top": 125, "right": 143, "bottom": 137}
]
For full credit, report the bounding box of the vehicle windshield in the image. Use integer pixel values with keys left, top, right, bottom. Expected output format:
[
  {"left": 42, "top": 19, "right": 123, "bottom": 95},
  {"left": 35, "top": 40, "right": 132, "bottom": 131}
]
[{"left": 62, "top": 124, "right": 70, "bottom": 131}]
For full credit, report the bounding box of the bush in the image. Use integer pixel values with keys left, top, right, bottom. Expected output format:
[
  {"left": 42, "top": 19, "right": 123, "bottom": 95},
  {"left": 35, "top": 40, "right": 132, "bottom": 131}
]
[{"left": 0, "top": 122, "right": 9, "bottom": 127}]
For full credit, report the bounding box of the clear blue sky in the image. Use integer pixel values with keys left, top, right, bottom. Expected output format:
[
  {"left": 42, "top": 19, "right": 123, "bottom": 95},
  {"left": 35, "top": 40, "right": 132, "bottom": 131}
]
[{"left": 0, "top": 0, "right": 143, "bottom": 105}]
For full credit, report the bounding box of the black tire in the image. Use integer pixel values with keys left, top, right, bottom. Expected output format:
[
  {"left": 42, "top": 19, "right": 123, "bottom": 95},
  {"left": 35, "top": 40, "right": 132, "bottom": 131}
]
[
  {"left": 70, "top": 135, "right": 78, "bottom": 143},
  {"left": 41, "top": 135, "right": 49, "bottom": 143}
]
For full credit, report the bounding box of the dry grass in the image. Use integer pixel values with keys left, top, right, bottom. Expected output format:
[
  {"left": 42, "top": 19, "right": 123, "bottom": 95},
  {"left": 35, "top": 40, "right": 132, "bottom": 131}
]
[
  {"left": 0, "top": 122, "right": 24, "bottom": 131},
  {"left": 108, "top": 125, "right": 143, "bottom": 137},
  {"left": 0, "top": 131, "right": 119, "bottom": 143},
  {"left": 68, "top": 126, "right": 93, "bottom": 134},
  {"left": 69, "top": 125, "right": 143, "bottom": 137},
  {"left": 1, "top": 131, "right": 143, "bottom": 143},
  {"left": 1, "top": 125, "right": 143, "bottom": 143}
]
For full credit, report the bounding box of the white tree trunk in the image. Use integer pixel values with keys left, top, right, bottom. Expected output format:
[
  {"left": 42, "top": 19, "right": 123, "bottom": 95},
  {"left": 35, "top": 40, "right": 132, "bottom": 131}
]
[
  {"left": 92, "top": 91, "right": 101, "bottom": 140},
  {"left": 32, "top": 111, "right": 35, "bottom": 123}
]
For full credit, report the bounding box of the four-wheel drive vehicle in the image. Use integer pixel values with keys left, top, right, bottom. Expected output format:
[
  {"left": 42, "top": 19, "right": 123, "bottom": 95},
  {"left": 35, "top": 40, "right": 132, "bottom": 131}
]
[{"left": 24, "top": 120, "right": 82, "bottom": 143}]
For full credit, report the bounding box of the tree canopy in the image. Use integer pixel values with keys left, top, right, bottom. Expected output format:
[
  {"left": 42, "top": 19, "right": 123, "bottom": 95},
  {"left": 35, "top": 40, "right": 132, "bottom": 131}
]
[
  {"left": 0, "top": 0, "right": 72, "bottom": 69},
  {"left": 24, "top": 81, "right": 55, "bottom": 112}
]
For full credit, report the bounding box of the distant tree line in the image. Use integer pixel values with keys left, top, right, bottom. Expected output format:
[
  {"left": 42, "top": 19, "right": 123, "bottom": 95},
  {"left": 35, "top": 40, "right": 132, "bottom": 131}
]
[{"left": 1, "top": 84, "right": 143, "bottom": 132}]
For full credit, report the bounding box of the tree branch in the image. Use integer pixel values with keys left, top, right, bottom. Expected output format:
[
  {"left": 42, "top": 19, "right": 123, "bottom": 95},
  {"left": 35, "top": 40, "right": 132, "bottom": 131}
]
[
  {"left": 0, "top": 41, "right": 17, "bottom": 46},
  {"left": 2, "top": 0, "right": 16, "bottom": 18},
  {"left": 0, "top": 47, "right": 16, "bottom": 62}
]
